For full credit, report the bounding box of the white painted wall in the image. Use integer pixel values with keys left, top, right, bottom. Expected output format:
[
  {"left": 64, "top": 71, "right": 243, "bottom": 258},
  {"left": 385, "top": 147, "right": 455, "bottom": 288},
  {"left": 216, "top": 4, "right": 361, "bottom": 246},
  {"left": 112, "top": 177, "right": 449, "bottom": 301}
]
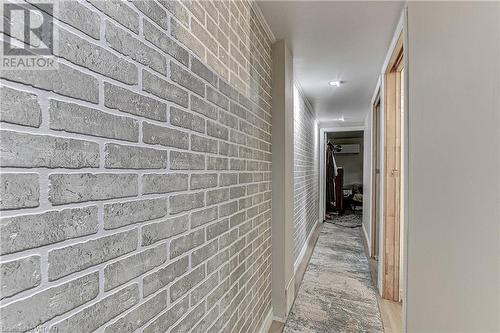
[
  {"left": 271, "top": 40, "right": 295, "bottom": 321},
  {"left": 406, "top": 2, "right": 500, "bottom": 331},
  {"left": 328, "top": 136, "right": 364, "bottom": 186}
]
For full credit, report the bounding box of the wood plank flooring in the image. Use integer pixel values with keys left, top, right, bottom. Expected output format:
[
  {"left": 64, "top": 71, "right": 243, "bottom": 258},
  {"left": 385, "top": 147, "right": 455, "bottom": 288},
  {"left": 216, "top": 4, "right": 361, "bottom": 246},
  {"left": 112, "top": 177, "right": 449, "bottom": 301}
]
[{"left": 378, "top": 297, "right": 402, "bottom": 333}]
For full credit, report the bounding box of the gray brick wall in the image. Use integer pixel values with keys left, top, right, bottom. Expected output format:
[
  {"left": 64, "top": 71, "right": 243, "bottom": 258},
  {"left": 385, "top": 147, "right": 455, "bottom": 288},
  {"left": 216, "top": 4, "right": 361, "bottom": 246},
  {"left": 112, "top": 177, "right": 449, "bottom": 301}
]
[
  {"left": 0, "top": 1, "right": 272, "bottom": 332},
  {"left": 293, "top": 86, "right": 319, "bottom": 263}
]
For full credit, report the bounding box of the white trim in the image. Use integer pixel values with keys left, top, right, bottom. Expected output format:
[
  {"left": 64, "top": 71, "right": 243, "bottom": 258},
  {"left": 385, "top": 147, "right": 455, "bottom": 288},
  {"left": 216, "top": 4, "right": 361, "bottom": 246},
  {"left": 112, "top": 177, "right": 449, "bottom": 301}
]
[
  {"left": 371, "top": 76, "right": 382, "bottom": 109},
  {"left": 376, "top": 80, "right": 385, "bottom": 295},
  {"left": 401, "top": 6, "right": 409, "bottom": 333},
  {"left": 381, "top": 12, "right": 405, "bottom": 76},
  {"left": 366, "top": 76, "right": 380, "bottom": 266},
  {"left": 251, "top": 1, "right": 276, "bottom": 43},
  {"left": 362, "top": 222, "right": 371, "bottom": 258},
  {"left": 271, "top": 40, "right": 295, "bottom": 321},
  {"left": 319, "top": 125, "right": 366, "bottom": 222},
  {"left": 363, "top": 112, "right": 373, "bottom": 259},
  {"left": 363, "top": 75, "right": 383, "bottom": 282},
  {"left": 293, "top": 218, "right": 320, "bottom": 273},
  {"left": 285, "top": 274, "right": 295, "bottom": 316},
  {"left": 258, "top": 308, "right": 274, "bottom": 333}
]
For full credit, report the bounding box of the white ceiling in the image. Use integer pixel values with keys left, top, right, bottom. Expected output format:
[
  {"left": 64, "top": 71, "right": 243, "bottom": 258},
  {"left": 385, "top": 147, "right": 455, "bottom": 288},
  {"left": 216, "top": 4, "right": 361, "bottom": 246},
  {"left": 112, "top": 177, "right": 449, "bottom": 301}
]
[{"left": 257, "top": 1, "right": 404, "bottom": 124}]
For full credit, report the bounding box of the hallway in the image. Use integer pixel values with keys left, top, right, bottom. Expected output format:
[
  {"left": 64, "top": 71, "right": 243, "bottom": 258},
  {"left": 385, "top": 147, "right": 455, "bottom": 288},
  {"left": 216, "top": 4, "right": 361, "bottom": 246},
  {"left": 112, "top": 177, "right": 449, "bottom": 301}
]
[
  {"left": 283, "top": 221, "right": 383, "bottom": 333},
  {"left": 1, "top": 2, "right": 499, "bottom": 332}
]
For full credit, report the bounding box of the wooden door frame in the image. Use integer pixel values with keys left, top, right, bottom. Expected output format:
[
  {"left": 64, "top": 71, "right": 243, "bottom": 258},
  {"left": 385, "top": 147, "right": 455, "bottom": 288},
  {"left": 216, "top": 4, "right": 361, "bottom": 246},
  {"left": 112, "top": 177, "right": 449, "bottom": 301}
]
[{"left": 382, "top": 32, "right": 404, "bottom": 301}]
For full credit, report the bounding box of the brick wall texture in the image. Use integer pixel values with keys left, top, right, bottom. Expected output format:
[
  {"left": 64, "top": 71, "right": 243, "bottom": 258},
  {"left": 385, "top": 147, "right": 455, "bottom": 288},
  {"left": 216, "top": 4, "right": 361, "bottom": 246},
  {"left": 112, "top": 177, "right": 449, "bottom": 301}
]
[
  {"left": 0, "top": 1, "right": 273, "bottom": 332},
  {"left": 293, "top": 87, "right": 319, "bottom": 263}
]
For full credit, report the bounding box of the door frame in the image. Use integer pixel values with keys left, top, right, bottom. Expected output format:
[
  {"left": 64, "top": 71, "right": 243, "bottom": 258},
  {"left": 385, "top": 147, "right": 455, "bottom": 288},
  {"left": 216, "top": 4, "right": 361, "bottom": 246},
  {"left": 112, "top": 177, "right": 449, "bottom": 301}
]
[
  {"left": 369, "top": 7, "right": 408, "bottom": 330},
  {"left": 371, "top": 93, "right": 381, "bottom": 259},
  {"left": 382, "top": 32, "right": 404, "bottom": 302},
  {"left": 319, "top": 125, "right": 365, "bottom": 223}
]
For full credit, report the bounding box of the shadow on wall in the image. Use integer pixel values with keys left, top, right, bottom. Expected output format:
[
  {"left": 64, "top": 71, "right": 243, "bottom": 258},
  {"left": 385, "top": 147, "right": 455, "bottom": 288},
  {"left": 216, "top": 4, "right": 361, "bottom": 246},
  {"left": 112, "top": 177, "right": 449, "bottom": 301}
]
[{"left": 293, "top": 85, "right": 319, "bottom": 265}]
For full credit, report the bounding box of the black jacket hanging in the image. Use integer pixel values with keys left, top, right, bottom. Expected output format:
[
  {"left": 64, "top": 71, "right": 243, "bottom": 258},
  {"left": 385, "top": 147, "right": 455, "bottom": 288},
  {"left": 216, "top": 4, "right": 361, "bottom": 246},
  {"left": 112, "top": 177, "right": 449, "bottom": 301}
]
[{"left": 326, "top": 143, "right": 336, "bottom": 209}]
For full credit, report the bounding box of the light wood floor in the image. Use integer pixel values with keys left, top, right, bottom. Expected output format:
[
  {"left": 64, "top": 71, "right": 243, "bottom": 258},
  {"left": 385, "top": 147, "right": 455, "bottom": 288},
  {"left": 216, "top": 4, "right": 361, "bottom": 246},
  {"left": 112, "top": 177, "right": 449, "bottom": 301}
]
[
  {"left": 378, "top": 297, "right": 402, "bottom": 333},
  {"left": 369, "top": 256, "right": 402, "bottom": 333}
]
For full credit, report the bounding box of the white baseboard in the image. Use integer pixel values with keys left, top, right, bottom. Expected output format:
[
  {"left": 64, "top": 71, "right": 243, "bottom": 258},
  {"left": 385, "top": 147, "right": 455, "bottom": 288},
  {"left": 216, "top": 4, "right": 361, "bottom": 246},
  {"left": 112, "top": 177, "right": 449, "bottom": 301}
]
[
  {"left": 362, "top": 223, "right": 371, "bottom": 258},
  {"left": 285, "top": 275, "right": 295, "bottom": 314},
  {"left": 294, "top": 219, "right": 321, "bottom": 273},
  {"left": 258, "top": 307, "right": 274, "bottom": 333}
]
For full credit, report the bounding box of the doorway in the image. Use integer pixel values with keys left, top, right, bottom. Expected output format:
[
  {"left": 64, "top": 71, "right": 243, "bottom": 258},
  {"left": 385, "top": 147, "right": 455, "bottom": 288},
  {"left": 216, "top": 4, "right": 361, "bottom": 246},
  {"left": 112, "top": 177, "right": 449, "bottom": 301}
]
[
  {"left": 324, "top": 130, "right": 364, "bottom": 226},
  {"left": 370, "top": 30, "right": 405, "bottom": 333},
  {"left": 383, "top": 31, "right": 404, "bottom": 302}
]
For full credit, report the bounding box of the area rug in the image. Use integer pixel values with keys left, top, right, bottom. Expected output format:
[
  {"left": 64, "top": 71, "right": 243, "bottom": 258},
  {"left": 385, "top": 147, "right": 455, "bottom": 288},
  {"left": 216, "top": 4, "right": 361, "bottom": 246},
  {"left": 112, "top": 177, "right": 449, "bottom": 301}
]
[
  {"left": 283, "top": 222, "right": 383, "bottom": 333},
  {"left": 326, "top": 211, "right": 362, "bottom": 228}
]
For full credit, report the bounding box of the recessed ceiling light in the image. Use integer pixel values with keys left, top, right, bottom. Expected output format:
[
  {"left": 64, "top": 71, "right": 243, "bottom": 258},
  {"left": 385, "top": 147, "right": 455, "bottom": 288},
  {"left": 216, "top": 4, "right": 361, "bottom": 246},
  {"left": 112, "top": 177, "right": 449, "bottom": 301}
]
[{"left": 329, "top": 81, "right": 341, "bottom": 87}]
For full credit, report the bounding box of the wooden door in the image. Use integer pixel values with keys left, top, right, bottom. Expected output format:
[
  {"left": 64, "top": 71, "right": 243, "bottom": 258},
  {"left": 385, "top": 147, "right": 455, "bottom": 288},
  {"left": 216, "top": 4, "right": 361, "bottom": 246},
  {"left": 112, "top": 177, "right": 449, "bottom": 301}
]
[{"left": 383, "top": 33, "right": 403, "bottom": 302}]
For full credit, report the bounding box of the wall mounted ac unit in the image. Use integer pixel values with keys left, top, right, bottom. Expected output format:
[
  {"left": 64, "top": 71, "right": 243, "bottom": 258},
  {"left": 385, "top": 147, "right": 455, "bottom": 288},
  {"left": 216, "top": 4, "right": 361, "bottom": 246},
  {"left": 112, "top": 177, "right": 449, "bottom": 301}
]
[{"left": 336, "top": 144, "right": 360, "bottom": 154}]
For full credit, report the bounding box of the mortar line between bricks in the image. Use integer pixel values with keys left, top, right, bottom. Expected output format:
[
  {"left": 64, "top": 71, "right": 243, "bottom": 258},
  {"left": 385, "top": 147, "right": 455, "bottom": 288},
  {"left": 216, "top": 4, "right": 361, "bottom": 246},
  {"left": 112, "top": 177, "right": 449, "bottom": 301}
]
[
  {"left": 49, "top": 17, "right": 143, "bottom": 73},
  {"left": 1, "top": 66, "right": 272, "bottom": 133},
  {"left": 0, "top": 221, "right": 142, "bottom": 268},
  {"left": 0, "top": 230, "right": 162, "bottom": 310},
  {"left": 0, "top": 198, "right": 269, "bottom": 269},
  {"left": 0, "top": 0, "right": 274, "bottom": 331},
  {"left": 0, "top": 113, "right": 274, "bottom": 324},
  {"left": 128, "top": 231, "right": 269, "bottom": 333},
  {"left": 111, "top": 235, "right": 249, "bottom": 330},
  {"left": 0, "top": 175, "right": 270, "bottom": 218},
  {"left": 0, "top": 125, "right": 270, "bottom": 164},
  {"left": 30, "top": 278, "right": 142, "bottom": 331}
]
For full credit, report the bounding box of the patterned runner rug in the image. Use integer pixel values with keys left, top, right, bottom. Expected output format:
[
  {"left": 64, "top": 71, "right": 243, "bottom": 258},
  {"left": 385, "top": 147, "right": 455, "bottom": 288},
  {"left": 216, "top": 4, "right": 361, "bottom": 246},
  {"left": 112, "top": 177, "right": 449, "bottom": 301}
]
[{"left": 283, "top": 222, "right": 383, "bottom": 333}]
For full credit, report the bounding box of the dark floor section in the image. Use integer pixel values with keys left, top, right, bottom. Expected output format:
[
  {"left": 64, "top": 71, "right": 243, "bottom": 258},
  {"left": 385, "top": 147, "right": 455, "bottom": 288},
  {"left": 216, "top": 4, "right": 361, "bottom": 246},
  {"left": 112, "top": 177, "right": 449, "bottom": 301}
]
[
  {"left": 283, "top": 221, "right": 383, "bottom": 333},
  {"left": 326, "top": 211, "right": 363, "bottom": 228}
]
